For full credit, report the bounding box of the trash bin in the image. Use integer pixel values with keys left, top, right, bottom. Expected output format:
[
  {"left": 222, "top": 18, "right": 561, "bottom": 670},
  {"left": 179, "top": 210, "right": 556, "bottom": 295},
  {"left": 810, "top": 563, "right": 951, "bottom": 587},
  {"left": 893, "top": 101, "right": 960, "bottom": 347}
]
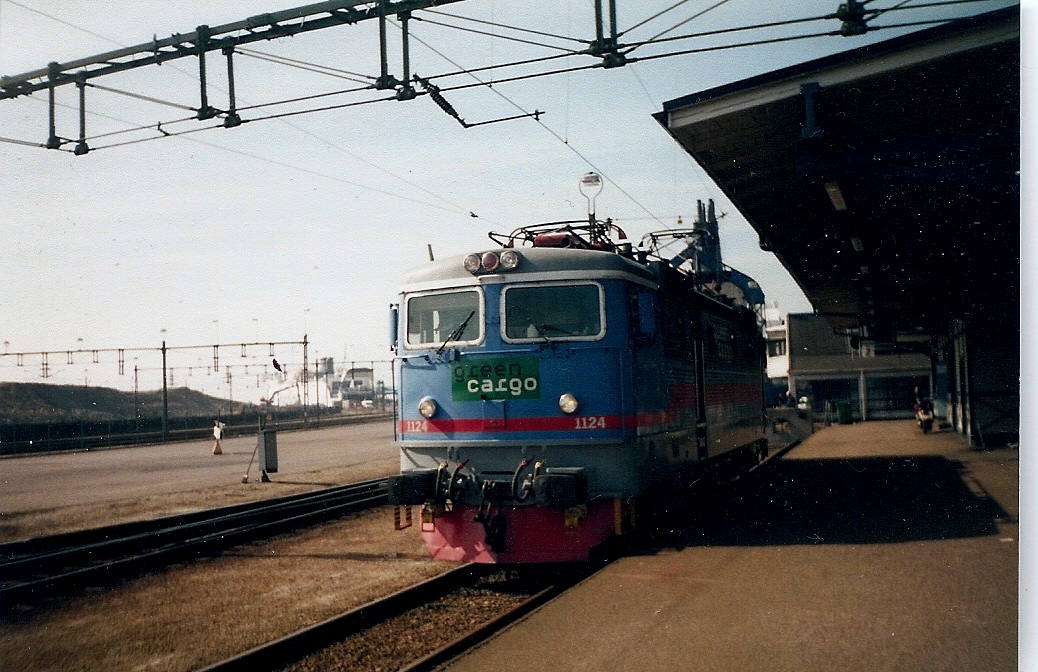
[
  {"left": 836, "top": 401, "right": 853, "bottom": 425},
  {"left": 257, "top": 429, "right": 278, "bottom": 474}
]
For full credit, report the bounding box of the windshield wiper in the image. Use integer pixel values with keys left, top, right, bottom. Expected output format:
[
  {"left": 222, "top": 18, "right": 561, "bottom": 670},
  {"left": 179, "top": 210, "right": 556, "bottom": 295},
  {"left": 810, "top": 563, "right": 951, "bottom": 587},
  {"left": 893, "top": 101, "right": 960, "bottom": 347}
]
[
  {"left": 511, "top": 306, "right": 552, "bottom": 343},
  {"left": 436, "top": 310, "right": 476, "bottom": 355}
]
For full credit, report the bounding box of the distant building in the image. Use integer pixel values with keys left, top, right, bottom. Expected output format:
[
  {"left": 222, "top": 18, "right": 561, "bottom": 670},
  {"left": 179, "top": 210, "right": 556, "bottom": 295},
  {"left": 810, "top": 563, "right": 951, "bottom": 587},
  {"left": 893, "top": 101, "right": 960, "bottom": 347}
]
[
  {"left": 764, "top": 316, "right": 790, "bottom": 406},
  {"left": 775, "top": 313, "right": 931, "bottom": 421},
  {"left": 339, "top": 367, "right": 374, "bottom": 405}
]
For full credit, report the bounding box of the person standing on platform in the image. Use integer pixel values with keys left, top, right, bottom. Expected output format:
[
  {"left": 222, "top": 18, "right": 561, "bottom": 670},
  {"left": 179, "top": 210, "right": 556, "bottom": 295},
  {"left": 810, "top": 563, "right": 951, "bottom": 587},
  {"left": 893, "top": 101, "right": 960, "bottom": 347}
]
[{"left": 212, "top": 420, "right": 225, "bottom": 455}]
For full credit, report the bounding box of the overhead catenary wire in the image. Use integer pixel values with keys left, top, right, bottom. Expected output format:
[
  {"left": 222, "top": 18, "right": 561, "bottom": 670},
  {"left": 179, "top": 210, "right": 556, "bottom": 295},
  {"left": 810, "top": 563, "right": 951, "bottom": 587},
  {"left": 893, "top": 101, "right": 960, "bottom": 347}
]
[
  {"left": 8, "top": 81, "right": 478, "bottom": 218},
  {"left": 173, "top": 132, "right": 477, "bottom": 218},
  {"left": 621, "top": 27, "right": 870, "bottom": 64},
  {"left": 405, "top": 24, "right": 830, "bottom": 100},
  {"left": 86, "top": 116, "right": 198, "bottom": 142},
  {"left": 619, "top": 12, "right": 839, "bottom": 54},
  {"left": 415, "top": 47, "right": 587, "bottom": 86},
  {"left": 60, "top": 54, "right": 605, "bottom": 152},
  {"left": 2, "top": 17, "right": 951, "bottom": 154},
  {"left": 868, "top": 0, "right": 1001, "bottom": 12},
  {"left": 412, "top": 15, "right": 581, "bottom": 52},
  {"left": 393, "top": 2, "right": 991, "bottom": 226},
  {"left": 235, "top": 10, "right": 593, "bottom": 90},
  {"left": 0, "top": 3, "right": 482, "bottom": 218},
  {"left": 423, "top": 7, "right": 589, "bottom": 47},
  {"left": 15, "top": 91, "right": 202, "bottom": 144},
  {"left": 633, "top": 0, "right": 736, "bottom": 45},
  {"left": 1, "top": 3, "right": 999, "bottom": 157},
  {"left": 233, "top": 82, "right": 376, "bottom": 113},
  {"left": 87, "top": 121, "right": 226, "bottom": 151},
  {"left": 622, "top": 0, "right": 700, "bottom": 36},
  {"left": 367, "top": 0, "right": 966, "bottom": 89},
  {"left": 236, "top": 47, "right": 377, "bottom": 85},
  {"left": 3, "top": 0, "right": 122, "bottom": 49},
  {"left": 629, "top": 16, "right": 981, "bottom": 64},
  {"left": 258, "top": 102, "right": 484, "bottom": 218},
  {"left": 401, "top": 19, "right": 668, "bottom": 228},
  {"left": 85, "top": 82, "right": 199, "bottom": 112},
  {"left": 0, "top": 134, "right": 46, "bottom": 148},
  {"left": 612, "top": 0, "right": 995, "bottom": 56}
]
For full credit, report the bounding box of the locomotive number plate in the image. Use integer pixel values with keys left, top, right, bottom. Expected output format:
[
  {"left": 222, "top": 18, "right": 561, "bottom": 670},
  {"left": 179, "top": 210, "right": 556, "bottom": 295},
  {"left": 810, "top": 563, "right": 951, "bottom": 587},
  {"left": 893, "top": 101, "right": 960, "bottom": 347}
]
[
  {"left": 403, "top": 420, "right": 429, "bottom": 433},
  {"left": 452, "top": 357, "right": 540, "bottom": 401},
  {"left": 574, "top": 416, "right": 607, "bottom": 429}
]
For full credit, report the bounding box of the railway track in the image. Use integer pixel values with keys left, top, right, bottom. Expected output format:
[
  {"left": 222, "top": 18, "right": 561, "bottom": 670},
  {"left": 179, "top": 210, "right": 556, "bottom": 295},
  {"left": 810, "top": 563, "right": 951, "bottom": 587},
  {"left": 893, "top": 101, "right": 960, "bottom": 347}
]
[
  {"left": 0, "top": 478, "right": 389, "bottom": 608},
  {"left": 198, "top": 561, "right": 601, "bottom": 672}
]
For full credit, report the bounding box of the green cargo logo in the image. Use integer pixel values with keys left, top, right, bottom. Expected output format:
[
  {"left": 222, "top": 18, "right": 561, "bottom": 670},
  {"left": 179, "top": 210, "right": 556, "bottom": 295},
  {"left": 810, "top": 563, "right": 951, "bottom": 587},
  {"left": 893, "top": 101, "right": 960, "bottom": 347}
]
[{"left": 452, "top": 357, "right": 540, "bottom": 401}]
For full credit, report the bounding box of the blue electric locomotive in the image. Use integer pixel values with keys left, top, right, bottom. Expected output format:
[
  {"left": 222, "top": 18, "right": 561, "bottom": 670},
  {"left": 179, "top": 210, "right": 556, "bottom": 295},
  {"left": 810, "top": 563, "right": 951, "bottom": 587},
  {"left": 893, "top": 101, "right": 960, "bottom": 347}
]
[{"left": 388, "top": 202, "right": 767, "bottom": 563}]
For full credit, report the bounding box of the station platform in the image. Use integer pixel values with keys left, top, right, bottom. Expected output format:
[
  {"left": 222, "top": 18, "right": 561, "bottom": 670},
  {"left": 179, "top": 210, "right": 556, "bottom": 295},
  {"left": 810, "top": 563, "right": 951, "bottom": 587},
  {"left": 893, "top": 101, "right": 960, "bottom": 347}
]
[{"left": 444, "top": 420, "right": 1019, "bottom": 672}]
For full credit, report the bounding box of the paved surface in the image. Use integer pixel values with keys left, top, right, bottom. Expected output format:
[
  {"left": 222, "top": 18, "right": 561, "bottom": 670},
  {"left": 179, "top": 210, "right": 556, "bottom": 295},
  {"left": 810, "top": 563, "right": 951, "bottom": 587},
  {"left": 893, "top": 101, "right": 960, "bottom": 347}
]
[
  {"left": 446, "top": 420, "right": 1019, "bottom": 672},
  {"left": 0, "top": 418, "right": 397, "bottom": 513}
]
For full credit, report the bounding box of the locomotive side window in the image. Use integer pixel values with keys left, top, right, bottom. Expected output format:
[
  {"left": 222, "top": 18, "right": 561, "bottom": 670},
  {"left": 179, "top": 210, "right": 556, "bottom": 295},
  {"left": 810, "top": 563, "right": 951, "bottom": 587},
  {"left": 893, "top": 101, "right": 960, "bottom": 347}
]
[
  {"left": 631, "top": 291, "right": 657, "bottom": 341},
  {"left": 660, "top": 298, "right": 694, "bottom": 362},
  {"left": 702, "top": 318, "right": 755, "bottom": 365},
  {"left": 502, "top": 283, "right": 604, "bottom": 342},
  {"left": 405, "top": 289, "right": 483, "bottom": 348}
]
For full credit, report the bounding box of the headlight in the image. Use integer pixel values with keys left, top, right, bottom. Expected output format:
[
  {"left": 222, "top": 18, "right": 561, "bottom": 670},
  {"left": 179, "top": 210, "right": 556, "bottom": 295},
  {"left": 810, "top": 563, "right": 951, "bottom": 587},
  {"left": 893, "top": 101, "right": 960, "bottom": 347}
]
[
  {"left": 463, "top": 254, "right": 481, "bottom": 273},
  {"left": 559, "top": 393, "right": 579, "bottom": 414},
  {"left": 480, "top": 251, "right": 500, "bottom": 272},
  {"left": 500, "top": 249, "right": 520, "bottom": 270},
  {"left": 464, "top": 250, "right": 517, "bottom": 274},
  {"left": 418, "top": 396, "right": 438, "bottom": 419}
]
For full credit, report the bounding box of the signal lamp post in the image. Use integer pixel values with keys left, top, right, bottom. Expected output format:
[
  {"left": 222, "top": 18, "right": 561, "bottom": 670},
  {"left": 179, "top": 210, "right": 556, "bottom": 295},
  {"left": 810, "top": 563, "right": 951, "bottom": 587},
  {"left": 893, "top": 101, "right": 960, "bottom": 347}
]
[{"left": 161, "top": 337, "right": 168, "bottom": 441}]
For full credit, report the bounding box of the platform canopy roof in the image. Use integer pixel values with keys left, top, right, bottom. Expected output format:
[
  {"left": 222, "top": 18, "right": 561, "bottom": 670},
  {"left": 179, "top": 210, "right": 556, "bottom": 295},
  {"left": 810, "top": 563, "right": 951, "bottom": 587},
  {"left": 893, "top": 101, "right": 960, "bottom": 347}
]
[{"left": 655, "top": 7, "right": 1019, "bottom": 344}]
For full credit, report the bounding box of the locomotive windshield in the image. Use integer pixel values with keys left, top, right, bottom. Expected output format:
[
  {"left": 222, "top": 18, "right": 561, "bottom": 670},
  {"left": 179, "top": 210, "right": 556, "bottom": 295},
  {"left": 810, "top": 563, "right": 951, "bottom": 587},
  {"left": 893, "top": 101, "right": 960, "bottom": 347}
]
[
  {"left": 503, "top": 283, "right": 604, "bottom": 342},
  {"left": 406, "top": 289, "right": 482, "bottom": 348}
]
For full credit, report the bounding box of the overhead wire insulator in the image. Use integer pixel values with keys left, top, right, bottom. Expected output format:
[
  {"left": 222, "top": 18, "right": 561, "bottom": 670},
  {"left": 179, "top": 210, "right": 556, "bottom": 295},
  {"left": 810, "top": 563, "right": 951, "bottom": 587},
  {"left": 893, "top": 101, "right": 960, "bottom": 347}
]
[
  {"left": 414, "top": 75, "right": 469, "bottom": 127},
  {"left": 836, "top": 1, "right": 870, "bottom": 36},
  {"left": 413, "top": 75, "right": 543, "bottom": 129}
]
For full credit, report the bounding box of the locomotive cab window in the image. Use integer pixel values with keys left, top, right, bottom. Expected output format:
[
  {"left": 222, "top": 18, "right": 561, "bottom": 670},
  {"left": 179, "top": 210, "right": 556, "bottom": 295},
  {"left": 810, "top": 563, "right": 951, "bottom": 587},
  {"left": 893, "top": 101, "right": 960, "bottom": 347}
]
[
  {"left": 405, "top": 289, "right": 483, "bottom": 349},
  {"left": 502, "top": 283, "right": 604, "bottom": 342}
]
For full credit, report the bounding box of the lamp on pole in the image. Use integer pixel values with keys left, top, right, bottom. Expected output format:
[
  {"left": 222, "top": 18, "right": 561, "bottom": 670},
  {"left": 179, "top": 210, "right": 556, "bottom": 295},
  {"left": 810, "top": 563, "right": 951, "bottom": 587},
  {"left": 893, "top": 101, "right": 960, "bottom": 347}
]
[
  {"left": 160, "top": 328, "right": 168, "bottom": 440},
  {"left": 314, "top": 352, "right": 320, "bottom": 414},
  {"left": 302, "top": 332, "right": 309, "bottom": 423},
  {"left": 133, "top": 360, "right": 139, "bottom": 444},
  {"left": 579, "top": 171, "right": 603, "bottom": 226}
]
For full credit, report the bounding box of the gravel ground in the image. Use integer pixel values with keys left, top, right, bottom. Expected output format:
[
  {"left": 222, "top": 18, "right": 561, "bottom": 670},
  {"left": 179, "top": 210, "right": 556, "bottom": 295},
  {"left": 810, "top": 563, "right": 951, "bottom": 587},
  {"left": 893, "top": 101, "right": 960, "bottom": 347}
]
[{"left": 0, "top": 460, "right": 457, "bottom": 672}]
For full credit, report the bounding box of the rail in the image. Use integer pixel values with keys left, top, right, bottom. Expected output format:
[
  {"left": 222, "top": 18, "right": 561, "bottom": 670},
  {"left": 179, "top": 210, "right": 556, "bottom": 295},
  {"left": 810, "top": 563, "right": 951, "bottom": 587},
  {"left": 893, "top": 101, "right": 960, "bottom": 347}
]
[
  {"left": 0, "top": 478, "right": 389, "bottom": 609},
  {"left": 197, "top": 562, "right": 601, "bottom": 672}
]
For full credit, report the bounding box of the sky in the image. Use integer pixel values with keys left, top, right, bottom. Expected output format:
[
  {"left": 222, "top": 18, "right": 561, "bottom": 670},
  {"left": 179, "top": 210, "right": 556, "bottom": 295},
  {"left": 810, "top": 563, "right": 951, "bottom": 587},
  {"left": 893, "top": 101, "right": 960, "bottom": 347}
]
[{"left": 0, "top": 0, "right": 1026, "bottom": 402}]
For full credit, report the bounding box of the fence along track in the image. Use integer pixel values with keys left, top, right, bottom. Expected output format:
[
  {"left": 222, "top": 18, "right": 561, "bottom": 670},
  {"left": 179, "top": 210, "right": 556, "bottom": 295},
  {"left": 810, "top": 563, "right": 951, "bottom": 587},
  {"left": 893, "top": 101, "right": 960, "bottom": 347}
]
[{"left": 0, "top": 411, "right": 392, "bottom": 456}]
